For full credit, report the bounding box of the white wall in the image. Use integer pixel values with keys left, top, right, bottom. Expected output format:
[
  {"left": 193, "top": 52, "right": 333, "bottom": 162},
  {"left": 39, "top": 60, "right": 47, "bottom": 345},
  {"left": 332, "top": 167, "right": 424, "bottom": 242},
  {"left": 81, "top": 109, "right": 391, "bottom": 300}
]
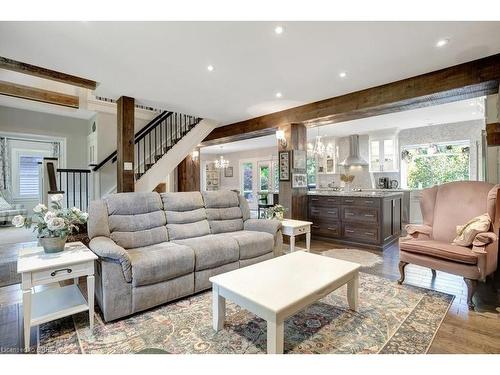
[{"left": 0, "top": 105, "right": 91, "bottom": 169}]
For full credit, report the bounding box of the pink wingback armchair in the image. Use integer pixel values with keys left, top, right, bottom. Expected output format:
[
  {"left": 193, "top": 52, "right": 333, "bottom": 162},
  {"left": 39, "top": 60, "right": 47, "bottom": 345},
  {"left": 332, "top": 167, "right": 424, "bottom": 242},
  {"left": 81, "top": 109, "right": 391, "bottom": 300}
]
[{"left": 399, "top": 181, "right": 499, "bottom": 309}]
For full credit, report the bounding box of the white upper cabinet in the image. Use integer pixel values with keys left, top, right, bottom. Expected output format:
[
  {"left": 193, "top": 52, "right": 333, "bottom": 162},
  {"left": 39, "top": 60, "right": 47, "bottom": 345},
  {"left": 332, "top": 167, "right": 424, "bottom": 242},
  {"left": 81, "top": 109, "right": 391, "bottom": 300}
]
[{"left": 369, "top": 132, "right": 399, "bottom": 172}]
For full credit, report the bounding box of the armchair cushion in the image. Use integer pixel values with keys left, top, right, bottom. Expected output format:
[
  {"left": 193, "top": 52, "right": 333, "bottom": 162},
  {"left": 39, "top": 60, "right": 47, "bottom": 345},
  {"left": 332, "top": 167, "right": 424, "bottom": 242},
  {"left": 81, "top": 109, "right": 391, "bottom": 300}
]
[
  {"left": 400, "top": 239, "right": 477, "bottom": 265},
  {"left": 453, "top": 213, "right": 491, "bottom": 247}
]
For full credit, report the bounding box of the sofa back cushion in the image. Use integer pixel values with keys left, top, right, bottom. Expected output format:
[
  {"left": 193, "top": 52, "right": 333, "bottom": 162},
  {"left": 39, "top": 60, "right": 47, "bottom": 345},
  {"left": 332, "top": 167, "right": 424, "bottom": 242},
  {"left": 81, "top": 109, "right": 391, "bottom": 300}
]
[
  {"left": 432, "top": 181, "right": 494, "bottom": 242},
  {"left": 162, "top": 192, "right": 210, "bottom": 240},
  {"left": 104, "top": 192, "right": 168, "bottom": 249},
  {"left": 202, "top": 191, "right": 244, "bottom": 234}
]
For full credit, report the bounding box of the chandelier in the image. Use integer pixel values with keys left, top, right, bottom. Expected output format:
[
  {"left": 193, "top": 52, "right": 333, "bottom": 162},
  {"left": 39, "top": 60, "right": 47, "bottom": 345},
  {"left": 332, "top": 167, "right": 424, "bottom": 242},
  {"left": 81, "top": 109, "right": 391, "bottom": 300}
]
[
  {"left": 214, "top": 146, "right": 229, "bottom": 169},
  {"left": 312, "top": 135, "right": 325, "bottom": 156}
]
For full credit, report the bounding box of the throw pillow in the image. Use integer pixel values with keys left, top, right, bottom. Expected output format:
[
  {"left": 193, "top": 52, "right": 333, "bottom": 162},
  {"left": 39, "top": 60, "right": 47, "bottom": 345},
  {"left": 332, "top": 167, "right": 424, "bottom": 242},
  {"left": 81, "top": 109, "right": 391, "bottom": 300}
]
[{"left": 453, "top": 213, "right": 491, "bottom": 247}]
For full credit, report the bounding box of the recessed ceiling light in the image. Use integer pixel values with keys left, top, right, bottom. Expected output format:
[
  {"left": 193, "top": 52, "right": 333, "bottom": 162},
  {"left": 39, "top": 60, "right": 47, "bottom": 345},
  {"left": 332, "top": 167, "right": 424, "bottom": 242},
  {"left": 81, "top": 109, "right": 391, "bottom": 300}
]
[
  {"left": 339, "top": 71, "right": 347, "bottom": 78},
  {"left": 274, "top": 26, "right": 284, "bottom": 35},
  {"left": 275, "top": 92, "right": 283, "bottom": 98},
  {"left": 207, "top": 65, "right": 214, "bottom": 72},
  {"left": 436, "top": 38, "right": 450, "bottom": 48}
]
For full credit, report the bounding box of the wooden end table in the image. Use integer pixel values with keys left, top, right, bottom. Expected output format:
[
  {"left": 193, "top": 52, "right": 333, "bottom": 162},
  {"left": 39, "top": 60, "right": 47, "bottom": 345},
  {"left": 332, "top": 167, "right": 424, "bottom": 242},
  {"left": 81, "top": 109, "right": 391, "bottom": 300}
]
[
  {"left": 281, "top": 219, "right": 313, "bottom": 253},
  {"left": 17, "top": 241, "right": 97, "bottom": 352}
]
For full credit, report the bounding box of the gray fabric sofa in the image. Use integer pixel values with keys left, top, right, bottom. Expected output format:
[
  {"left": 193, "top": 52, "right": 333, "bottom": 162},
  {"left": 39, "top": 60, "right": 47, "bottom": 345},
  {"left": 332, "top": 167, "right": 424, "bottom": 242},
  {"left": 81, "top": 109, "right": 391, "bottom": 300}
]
[{"left": 88, "top": 190, "right": 283, "bottom": 321}]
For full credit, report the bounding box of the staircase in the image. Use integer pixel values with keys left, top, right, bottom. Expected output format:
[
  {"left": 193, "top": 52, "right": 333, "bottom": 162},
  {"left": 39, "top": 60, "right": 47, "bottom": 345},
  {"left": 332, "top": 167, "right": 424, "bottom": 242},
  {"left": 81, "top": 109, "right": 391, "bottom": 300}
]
[{"left": 93, "top": 109, "right": 212, "bottom": 192}]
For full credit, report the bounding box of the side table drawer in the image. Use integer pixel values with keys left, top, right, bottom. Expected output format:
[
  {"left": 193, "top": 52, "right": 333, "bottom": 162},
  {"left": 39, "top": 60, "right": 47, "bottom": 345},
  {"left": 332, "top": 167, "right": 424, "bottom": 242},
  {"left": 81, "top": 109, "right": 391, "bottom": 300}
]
[
  {"left": 32, "top": 261, "right": 93, "bottom": 285},
  {"left": 293, "top": 225, "right": 310, "bottom": 236}
]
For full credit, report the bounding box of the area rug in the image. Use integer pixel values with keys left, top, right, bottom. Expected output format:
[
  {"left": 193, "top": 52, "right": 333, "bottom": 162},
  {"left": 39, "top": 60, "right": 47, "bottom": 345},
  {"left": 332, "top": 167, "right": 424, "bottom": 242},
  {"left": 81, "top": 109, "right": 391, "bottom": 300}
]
[
  {"left": 322, "top": 249, "right": 383, "bottom": 268},
  {"left": 35, "top": 272, "right": 453, "bottom": 354}
]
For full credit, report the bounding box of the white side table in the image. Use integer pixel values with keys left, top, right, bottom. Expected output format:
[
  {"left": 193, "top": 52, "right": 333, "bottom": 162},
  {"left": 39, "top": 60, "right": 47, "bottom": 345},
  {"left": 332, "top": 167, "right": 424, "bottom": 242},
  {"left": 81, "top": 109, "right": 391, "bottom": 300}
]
[
  {"left": 281, "top": 219, "right": 313, "bottom": 253},
  {"left": 17, "top": 241, "right": 97, "bottom": 352}
]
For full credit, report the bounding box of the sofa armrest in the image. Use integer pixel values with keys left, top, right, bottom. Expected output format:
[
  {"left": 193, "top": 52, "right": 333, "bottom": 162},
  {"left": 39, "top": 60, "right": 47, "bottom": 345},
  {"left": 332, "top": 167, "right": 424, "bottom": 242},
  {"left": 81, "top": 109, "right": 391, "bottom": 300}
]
[
  {"left": 244, "top": 218, "right": 282, "bottom": 235},
  {"left": 89, "top": 236, "right": 132, "bottom": 282},
  {"left": 472, "top": 231, "right": 497, "bottom": 247},
  {"left": 405, "top": 224, "right": 432, "bottom": 240},
  {"left": 244, "top": 218, "right": 283, "bottom": 256}
]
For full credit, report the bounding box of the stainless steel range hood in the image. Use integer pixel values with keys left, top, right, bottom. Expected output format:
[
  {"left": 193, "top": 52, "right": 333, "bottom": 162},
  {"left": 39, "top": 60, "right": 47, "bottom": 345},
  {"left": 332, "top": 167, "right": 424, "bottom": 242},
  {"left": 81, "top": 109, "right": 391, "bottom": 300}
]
[{"left": 339, "top": 135, "right": 368, "bottom": 167}]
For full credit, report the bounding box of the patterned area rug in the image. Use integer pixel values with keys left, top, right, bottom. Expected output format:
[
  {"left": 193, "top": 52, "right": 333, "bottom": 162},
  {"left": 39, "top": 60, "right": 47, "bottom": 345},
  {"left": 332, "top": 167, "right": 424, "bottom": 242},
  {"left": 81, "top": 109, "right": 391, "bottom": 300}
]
[
  {"left": 322, "top": 249, "right": 383, "bottom": 268},
  {"left": 36, "top": 272, "right": 453, "bottom": 354}
]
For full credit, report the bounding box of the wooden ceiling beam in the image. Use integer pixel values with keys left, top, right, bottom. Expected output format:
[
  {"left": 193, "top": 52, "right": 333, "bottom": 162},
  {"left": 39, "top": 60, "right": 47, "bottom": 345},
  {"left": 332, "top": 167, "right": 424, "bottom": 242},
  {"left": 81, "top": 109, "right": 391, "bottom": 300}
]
[
  {"left": 0, "top": 80, "right": 79, "bottom": 108},
  {"left": 0, "top": 56, "right": 97, "bottom": 90},
  {"left": 204, "top": 53, "right": 500, "bottom": 144}
]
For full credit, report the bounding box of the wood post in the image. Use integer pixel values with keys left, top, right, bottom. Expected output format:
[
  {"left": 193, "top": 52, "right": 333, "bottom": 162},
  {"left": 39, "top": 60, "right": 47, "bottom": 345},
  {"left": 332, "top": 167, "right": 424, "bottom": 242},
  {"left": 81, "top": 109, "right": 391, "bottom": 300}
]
[
  {"left": 178, "top": 148, "right": 200, "bottom": 191},
  {"left": 278, "top": 123, "right": 308, "bottom": 220},
  {"left": 117, "top": 96, "right": 135, "bottom": 193}
]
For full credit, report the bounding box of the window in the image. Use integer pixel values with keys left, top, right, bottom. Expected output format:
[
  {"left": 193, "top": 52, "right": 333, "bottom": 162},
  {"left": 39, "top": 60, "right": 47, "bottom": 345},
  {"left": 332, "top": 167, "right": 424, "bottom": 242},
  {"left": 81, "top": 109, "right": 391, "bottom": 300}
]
[
  {"left": 402, "top": 141, "right": 470, "bottom": 189},
  {"left": 259, "top": 163, "right": 270, "bottom": 191},
  {"left": 307, "top": 154, "right": 316, "bottom": 187},
  {"left": 241, "top": 162, "right": 253, "bottom": 201},
  {"left": 18, "top": 155, "right": 43, "bottom": 196}
]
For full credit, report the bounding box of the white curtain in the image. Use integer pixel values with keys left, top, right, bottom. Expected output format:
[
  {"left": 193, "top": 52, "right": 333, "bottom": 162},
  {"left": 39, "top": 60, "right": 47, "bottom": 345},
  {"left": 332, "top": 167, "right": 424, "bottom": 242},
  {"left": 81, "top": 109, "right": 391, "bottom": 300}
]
[{"left": 0, "top": 137, "right": 10, "bottom": 193}]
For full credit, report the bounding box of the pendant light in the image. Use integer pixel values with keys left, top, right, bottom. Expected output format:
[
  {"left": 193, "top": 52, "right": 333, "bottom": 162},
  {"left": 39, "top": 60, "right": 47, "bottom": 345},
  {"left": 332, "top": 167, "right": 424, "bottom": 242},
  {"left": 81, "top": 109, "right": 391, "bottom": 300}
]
[{"left": 214, "top": 146, "right": 229, "bottom": 169}]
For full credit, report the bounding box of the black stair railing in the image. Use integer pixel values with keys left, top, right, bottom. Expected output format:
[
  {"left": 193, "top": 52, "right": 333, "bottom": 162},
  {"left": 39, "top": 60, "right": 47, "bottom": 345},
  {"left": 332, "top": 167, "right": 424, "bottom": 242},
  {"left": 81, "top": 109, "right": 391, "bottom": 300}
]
[
  {"left": 56, "top": 168, "right": 91, "bottom": 211},
  {"left": 93, "top": 110, "right": 202, "bottom": 181}
]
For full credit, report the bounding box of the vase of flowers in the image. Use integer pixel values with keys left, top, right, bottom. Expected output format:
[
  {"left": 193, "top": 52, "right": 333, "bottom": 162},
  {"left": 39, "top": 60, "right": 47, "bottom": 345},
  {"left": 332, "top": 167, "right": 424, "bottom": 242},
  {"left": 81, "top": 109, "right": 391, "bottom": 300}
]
[
  {"left": 265, "top": 204, "right": 287, "bottom": 221},
  {"left": 11, "top": 194, "right": 88, "bottom": 253}
]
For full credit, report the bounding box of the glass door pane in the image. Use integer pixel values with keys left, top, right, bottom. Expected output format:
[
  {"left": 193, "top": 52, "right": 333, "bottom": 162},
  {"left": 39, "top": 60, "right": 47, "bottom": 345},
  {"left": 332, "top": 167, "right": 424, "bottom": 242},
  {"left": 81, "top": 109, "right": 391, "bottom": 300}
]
[
  {"left": 383, "top": 139, "right": 394, "bottom": 171},
  {"left": 370, "top": 140, "right": 380, "bottom": 171},
  {"left": 241, "top": 162, "right": 254, "bottom": 202},
  {"left": 259, "top": 163, "right": 270, "bottom": 191}
]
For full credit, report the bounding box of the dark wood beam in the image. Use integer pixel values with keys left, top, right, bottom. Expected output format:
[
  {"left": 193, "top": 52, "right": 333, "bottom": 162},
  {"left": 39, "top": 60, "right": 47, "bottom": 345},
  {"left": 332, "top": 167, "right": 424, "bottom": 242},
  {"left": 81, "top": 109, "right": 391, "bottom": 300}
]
[
  {"left": 178, "top": 148, "right": 201, "bottom": 192},
  {"left": 0, "top": 80, "right": 79, "bottom": 108},
  {"left": 0, "top": 56, "right": 97, "bottom": 90},
  {"left": 117, "top": 96, "right": 135, "bottom": 193},
  {"left": 204, "top": 53, "right": 500, "bottom": 144}
]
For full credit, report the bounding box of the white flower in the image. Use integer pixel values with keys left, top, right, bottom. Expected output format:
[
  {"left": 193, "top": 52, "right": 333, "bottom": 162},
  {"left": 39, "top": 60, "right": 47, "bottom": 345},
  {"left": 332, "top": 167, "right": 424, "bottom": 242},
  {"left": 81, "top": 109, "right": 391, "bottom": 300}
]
[
  {"left": 44, "top": 211, "right": 56, "bottom": 223},
  {"left": 71, "top": 207, "right": 81, "bottom": 214},
  {"left": 33, "top": 203, "right": 47, "bottom": 213},
  {"left": 47, "top": 217, "right": 66, "bottom": 231},
  {"left": 80, "top": 212, "right": 89, "bottom": 221},
  {"left": 50, "top": 194, "right": 64, "bottom": 203},
  {"left": 11, "top": 215, "right": 25, "bottom": 228}
]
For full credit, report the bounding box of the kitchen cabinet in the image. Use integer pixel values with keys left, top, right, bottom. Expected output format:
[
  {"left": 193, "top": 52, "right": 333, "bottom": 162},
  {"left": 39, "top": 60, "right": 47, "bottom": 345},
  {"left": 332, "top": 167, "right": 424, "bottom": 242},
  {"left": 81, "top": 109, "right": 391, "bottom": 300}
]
[
  {"left": 369, "top": 135, "right": 399, "bottom": 172},
  {"left": 308, "top": 192, "right": 402, "bottom": 250}
]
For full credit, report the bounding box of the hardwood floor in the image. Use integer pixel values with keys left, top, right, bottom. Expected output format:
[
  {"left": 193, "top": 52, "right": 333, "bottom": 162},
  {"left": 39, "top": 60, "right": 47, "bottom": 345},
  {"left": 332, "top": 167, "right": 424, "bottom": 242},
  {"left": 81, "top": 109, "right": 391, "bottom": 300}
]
[{"left": 0, "top": 239, "right": 499, "bottom": 354}]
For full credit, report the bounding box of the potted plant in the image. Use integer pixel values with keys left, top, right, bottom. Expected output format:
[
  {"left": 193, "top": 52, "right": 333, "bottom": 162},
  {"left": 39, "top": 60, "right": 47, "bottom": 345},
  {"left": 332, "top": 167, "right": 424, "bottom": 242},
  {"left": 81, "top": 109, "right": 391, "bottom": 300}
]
[
  {"left": 11, "top": 194, "right": 88, "bottom": 253},
  {"left": 265, "top": 204, "right": 287, "bottom": 221}
]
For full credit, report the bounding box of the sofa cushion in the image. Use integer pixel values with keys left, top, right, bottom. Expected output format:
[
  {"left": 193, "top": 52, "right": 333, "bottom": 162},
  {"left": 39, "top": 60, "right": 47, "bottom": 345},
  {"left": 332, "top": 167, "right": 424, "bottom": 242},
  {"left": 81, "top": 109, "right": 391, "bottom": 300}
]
[
  {"left": 203, "top": 191, "right": 244, "bottom": 234},
  {"left": 105, "top": 192, "right": 163, "bottom": 215},
  {"left": 400, "top": 239, "right": 478, "bottom": 265},
  {"left": 225, "top": 230, "right": 274, "bottom": 259},
  {"left": 174, "top": 234, "right": 239, "bottom": 271},
  {"left": 127, "top": 242, "right": 194, "bottom": 287},
  {"left": 162, "top": 192, "right": 211, "bottom": 240}
]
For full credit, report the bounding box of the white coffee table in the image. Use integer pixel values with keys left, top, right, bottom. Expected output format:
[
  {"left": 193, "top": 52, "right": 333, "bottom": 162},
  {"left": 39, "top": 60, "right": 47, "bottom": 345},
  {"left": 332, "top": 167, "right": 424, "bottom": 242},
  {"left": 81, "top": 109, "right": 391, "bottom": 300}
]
[
  {"left": 209, "top": 251, "right": 360, "bottom": 354},
  {"left": 17, "top": 241, "right": 97, "bottom": 352},
  {"left": 281, "top": 219, "right": 313, "bottom": 252}
]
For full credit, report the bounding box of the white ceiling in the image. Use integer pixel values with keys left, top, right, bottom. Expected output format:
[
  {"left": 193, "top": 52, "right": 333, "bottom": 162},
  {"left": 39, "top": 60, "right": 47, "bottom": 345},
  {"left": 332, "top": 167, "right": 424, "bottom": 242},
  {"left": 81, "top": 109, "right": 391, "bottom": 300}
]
[
  {"left": 202, "top": 97, "right": 485, "bottom": 154},
  {"left": 311, "top": 96, "right": 485, "bottom": 138},
  {"left": 0, "top": 22, "right": 499, "bottom": 125}
]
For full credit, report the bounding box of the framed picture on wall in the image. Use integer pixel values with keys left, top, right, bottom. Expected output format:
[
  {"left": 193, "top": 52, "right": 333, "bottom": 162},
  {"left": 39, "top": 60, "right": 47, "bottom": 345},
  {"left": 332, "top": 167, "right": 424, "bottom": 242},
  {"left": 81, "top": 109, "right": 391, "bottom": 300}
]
[
  {"left": 293, "top": 150, "right": 307, "bottom": 170},
  {"left": 292, "top": 173, "right": 307, "bottom": 188},
  {"left": 224, "top": 166, "right": 233, "bottom": 177},
  {"left": 279, "top": 151, "right": 290, "bottom": 181}
]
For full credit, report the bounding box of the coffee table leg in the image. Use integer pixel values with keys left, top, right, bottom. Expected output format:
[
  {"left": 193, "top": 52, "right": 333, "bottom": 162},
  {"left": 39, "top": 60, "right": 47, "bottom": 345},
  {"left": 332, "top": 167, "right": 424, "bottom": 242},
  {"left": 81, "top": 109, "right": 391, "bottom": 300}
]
[
  {"left": 347, "top": 273, "right": 359, "bottom": 311},
  {"left": 267, "top": 320, "right": 284, "bottom": 354},
  {"left": 212, "top": 284, "right": 225, "bottom": 331},
  {"left": 289, "top": 235, "right": 295, "bottom": 253},
  {"left": 306, "top": 231, "right": 311, "bottom": 252}
]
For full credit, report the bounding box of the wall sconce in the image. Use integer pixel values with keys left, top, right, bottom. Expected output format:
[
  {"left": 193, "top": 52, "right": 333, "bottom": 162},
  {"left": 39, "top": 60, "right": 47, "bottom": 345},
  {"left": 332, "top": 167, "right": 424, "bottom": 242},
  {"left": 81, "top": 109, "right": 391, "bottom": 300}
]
[
  {"left": 276, "top": 130, "right": 287, "bottom": 148},
  {"left": 191, "top": 150, "right": 199, "bottom": 161}
]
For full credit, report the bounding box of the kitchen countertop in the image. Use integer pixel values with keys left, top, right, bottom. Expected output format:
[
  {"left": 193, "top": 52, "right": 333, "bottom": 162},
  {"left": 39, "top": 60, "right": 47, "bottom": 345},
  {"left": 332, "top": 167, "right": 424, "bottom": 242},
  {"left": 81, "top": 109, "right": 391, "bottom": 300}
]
[{"left": 308, "top": 190, "right": 404, "bottom": 198}]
